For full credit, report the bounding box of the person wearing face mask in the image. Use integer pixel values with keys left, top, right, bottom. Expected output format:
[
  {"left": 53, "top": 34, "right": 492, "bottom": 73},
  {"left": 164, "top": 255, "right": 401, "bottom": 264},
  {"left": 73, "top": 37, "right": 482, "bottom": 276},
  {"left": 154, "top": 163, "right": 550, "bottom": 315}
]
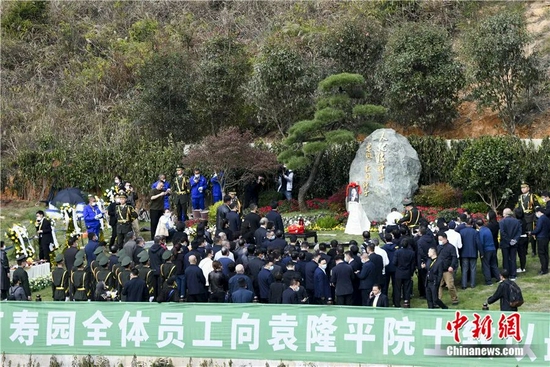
[
  {"left": 282, "top": 278, "right": 301, "bottom": 304},
  {"left": 35, "top": 210, "right": 54, "bottom": 262},
  {"left": 257, "top": 256, "right": 275, "bottom": 303},
  {"left": 436, "top": 232, "right": 459, "bottom": 305},
  {"left": 190, "top": 169, "right": 208, "bottom": 211},
  {"left": 83, "top": 195, "right": 105, "bottom": 239},
  {"left": 313, "top": 257, "right": 332, "bottom": 304},
  {"left": 155, "top": 209, "right": 176, "bottom": 240},
  {"left": 107, "top": 194, "right": 121, "bottom": 247}
]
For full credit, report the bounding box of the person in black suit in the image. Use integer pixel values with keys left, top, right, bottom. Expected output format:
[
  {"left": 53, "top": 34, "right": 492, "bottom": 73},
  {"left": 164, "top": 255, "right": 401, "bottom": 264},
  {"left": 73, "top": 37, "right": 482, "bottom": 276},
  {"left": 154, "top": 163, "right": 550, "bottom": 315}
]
[
  {"left": 64, "top": 237, "right": 79, "bottom": 273},
  {"left": 422, "top": 247, "right": 448, "bottom": 309},
  {"left": 268, "top": 272, "right": 286, "bottom": 304},
  {"left": 313, "top": 257, "right": 331, "bottom": 304},
  {"left": 533, "top": 206, "right": 550, "bottom": 275},
  {"left": 282, "top": 279, "right": 300, "bottom": 304},
  {"left": 254, "top": 218, "right": 268, "bottom": 248},
  {"left": 0, "top": 241, "right": 10, "bottom": 300},
  {"left": 242, "top": 204, "right": 261, "bottom": 238},
  {"left": 345, "top": 250, "right": 362, "bottom": 306},
  {"left": 232, "top": 278, "right": 254, "bottom": 303},
  {"left": 357, "top": 253, "right": 377, "bottom": 306},
  {"left": 366, "top": 284, "right": 389, "bottom": 307},
  {"left": 123, "top": 269, "right": 148, "bottom": 302},
  {"left": 365, "top": 244, "right": 384, "bottom": 287},
  {"left": 330, "top": 254, "right": 354, "bottom": 305},
  {"left": 392, "top": 238, "right": 416, "bottom": 307},
  {"left": 185, "top": 255, "right": 207, "bottom": 302},
  {"left": 415, "top": 226, "right": 435, "bottom": 298},
  {"left": 267, "top": 230, "right": 287, "bottom": 253},
  {"left": 266, "top": 202, "right": 284, "bottom": 234},
  {"left": 499, "top": 208, "right": 522, "bottom": 280},
  {"left": 35, "top": 210, "right": 54, "bottom": 262},
  {"left": 282, "top": 261, "right": 302, "bottom": 287}
]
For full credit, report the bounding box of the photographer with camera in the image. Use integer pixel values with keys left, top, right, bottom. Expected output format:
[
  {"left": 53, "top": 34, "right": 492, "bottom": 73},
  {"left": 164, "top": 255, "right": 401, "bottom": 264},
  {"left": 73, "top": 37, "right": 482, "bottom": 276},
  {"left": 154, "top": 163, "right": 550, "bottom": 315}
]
[
  {"left": 150, "top": 174, "right": 171, "bottom": 210},
  {"left": 244, "top": 175, "right": 265, "bottom": 209}
]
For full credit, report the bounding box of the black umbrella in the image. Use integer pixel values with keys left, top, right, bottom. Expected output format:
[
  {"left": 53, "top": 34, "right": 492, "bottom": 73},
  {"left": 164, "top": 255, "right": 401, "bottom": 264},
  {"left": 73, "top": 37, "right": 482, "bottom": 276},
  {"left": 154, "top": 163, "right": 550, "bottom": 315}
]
[{"left": 50, "top": 188, "right": 86, "bottom": 206}]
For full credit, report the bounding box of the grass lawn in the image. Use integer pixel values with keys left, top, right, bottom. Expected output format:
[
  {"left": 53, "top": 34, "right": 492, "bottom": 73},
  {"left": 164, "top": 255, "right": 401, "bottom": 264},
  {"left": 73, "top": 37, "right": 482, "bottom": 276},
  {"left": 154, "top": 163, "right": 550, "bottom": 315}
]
[{"left": 2, "top": 200, "right": 549, "bottom": 311}]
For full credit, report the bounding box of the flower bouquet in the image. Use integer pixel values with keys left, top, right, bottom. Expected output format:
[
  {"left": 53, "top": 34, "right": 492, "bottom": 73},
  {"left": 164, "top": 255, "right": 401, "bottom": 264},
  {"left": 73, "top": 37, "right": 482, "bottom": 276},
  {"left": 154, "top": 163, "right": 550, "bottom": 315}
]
[{"left": 5, "top": 223, "right": 35, "bottom": 260}]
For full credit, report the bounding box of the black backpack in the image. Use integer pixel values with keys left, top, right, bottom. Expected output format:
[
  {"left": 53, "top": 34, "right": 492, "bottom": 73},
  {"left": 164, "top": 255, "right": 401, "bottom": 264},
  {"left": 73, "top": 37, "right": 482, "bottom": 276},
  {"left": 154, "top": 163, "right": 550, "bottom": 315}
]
[
  {"left": 7, "top": 286, "right": 20, "bottom": 301},
  {"left": 508, "top": 281, "right": 524, "bottom": 308}
]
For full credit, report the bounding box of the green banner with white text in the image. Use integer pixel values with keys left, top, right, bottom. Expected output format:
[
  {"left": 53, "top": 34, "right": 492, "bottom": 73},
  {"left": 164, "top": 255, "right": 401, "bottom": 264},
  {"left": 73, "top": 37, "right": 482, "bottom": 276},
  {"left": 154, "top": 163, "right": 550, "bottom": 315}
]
[{"left": 0, "top": 302, "right": 548, "bottom": 366}]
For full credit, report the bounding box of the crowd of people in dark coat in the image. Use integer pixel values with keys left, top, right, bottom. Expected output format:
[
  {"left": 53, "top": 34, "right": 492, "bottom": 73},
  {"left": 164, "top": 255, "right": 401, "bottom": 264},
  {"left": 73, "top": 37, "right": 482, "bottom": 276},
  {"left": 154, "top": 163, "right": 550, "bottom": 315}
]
[{"left": 2, "top": 180, "right": 548, "bottom": 312}]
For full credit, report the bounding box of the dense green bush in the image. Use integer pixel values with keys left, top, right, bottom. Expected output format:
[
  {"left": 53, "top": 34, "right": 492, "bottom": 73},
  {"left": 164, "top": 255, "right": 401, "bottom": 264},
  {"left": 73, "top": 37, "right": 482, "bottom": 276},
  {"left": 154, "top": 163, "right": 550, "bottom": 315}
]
[
  {"left": 315, "top": 215, "right": 341, "bottom": 230},
  {"left": 1, "top": 1, "right": 47, "bottom": 35},
  {"left": 451, "top": 136, "right": 526, "bottom": 211},
  {"left": 381, "top": 22, "right": 464, "bottom": 133},
  {"left": 414, "top": 183, "right": 460, "bottom": 208},
  {"left": 408, "top": 136, "right": 472, "bottom": 186}
]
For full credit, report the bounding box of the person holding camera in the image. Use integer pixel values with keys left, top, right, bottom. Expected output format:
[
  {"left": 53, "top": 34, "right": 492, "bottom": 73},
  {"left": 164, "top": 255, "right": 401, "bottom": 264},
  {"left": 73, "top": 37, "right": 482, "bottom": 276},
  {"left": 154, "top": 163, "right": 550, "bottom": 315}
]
[
  {"left": 282, "top": 164, "right": 294, "bottom": 201},
  {"left": 151, "top": 174, "right": 171, "bottom": 210},
  {"left": 244, "top": 175, "right": 265, "bottom": 209}
]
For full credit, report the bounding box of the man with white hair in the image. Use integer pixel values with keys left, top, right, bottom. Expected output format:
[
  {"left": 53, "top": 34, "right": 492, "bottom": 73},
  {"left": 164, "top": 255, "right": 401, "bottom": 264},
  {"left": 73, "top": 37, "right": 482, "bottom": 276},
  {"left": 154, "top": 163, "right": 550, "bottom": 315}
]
[
  {"left": 499, "top": 208, "right": 522, "bottom": 281},
  {"left": 214, "top": 241, "right": 235, "bottom": 261},
  {"left": 254, "top": 218, "right": 268, "bottom": 247},
  {"left": 228, "top": 264, "right": 254, "bottom": 295}
]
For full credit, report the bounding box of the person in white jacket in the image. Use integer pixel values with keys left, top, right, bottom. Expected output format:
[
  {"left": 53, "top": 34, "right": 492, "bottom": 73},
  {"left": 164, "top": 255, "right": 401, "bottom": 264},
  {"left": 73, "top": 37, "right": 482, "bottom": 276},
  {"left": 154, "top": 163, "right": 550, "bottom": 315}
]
[
  {"left": 445, "top": 221, "right": 462, "bottom": 258},
  {"left": 156, "top": 209, "right": 175, "bottom": 239}
]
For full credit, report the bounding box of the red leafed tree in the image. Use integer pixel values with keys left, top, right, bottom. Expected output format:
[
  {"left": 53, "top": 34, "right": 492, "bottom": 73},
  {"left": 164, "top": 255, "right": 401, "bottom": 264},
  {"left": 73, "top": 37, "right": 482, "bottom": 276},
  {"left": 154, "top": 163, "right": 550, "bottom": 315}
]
[{"left": 183, "top": 127, "right": 278, "bottom": 192}]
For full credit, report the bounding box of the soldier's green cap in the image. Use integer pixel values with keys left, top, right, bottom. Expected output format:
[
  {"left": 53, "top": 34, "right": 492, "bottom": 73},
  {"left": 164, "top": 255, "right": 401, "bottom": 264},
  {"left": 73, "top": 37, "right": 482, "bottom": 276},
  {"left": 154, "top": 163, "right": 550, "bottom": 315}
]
[
  {"left": 98, "top": 256, "right": 109, "bottom": 267},
  {"left": 138, "top": 252, "right": 149, "bottom": 263},
  {"left": 162, "top": 251, "right": 172, "bottom": 260},
  {"left": 55, "top": 253, "right": 64, "bottom": 263},
  {"left": 121, "top": 257, "right": 132, "bottom": 267},
  {"left": 76, "top": 249, "right": 85, "bottom": 258},
  {"left": 93, "top": 247, "right": 104, "bottom": 256},
  {"left": 74, "top": 257, "right": 84, "bottom": 267}
]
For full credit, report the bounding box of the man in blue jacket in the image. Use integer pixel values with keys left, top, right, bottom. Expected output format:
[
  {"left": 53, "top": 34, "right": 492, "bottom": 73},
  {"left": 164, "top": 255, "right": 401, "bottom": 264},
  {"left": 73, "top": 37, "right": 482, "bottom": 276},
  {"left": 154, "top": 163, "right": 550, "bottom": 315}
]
[
  {"left": 357, "top": 253, "right": 376, "bottom": 306},
  {"left": 210, "top": 172, "right": 223, "bottom": 204},
  {"left": 184, "top": 255, "right": 207, "bottom": 302},
  {"left": 392, "top": 238, "right": 415, "bottom": 307},
  {"left": 382, "top": 233, "right": 399, "bottom": 297},
  {"left": 460, "top": 218, "right": 482, "bottom": 289},
  {"left": 532, "top": 206, "right": 550, "bottom": 275},
  {"left": 190, "top": 169, "right": 208, "bottom": 210},
  {"left": 313, "top": 257, "right": 331, "bottom": 304},
  {"left": 477, "top": 219, "right": 500, "bottom": 285},
  {"left": 232, "top": 277, "right": 254, "bottom": 303},
  {"left": 266, "top": 201, "right": 284, "bottom": 233},
  {"left": 257, "top": 256, "right": 274, "bottom": 303},
  {"left": 499, "top": 208, "right": 522, "bottom": 281},
  {"left": 83, "top": 196, "right": 104, "bottom": 238}
]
